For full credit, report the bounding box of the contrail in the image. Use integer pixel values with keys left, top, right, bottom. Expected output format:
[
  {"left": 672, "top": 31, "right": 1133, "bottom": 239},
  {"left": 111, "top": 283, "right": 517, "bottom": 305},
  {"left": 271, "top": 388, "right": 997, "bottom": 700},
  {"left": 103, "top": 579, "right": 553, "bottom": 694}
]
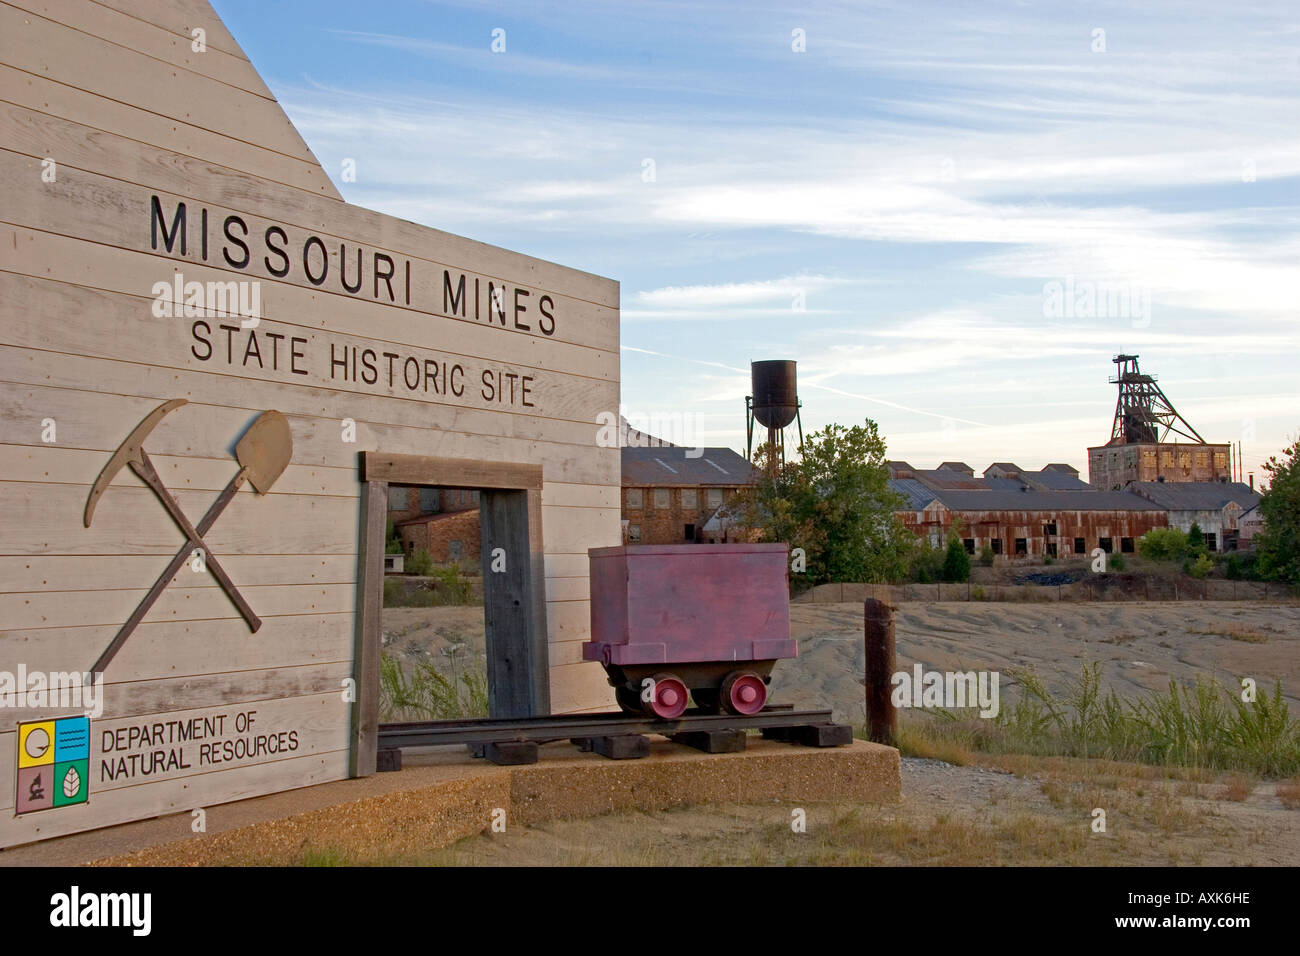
[{"left": 620, "top": 345, "right": 990, "bottom": 427}]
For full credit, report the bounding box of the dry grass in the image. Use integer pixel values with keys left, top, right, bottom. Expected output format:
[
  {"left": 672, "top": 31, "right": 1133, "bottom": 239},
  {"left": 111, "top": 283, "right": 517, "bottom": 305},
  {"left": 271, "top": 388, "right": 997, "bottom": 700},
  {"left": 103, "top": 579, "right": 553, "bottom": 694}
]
[
  {"left": 1219, "top": 775, "right": 1254, "bottom": 802},
  {"left": 894, "top": 724, "right": 974, "bottom": 766},
  {"left": 1187, "top": 625, "right": 1270, "bottom": 643},
  {"left": 1277, "top": 778, "right": 1300, "bottom": 810}
]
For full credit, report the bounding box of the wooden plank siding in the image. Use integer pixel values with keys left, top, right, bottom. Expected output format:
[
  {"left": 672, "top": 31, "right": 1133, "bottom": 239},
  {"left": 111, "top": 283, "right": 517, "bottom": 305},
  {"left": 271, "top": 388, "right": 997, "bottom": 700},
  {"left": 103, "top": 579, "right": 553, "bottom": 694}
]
[{"left": 0, "top": 0, "right": 619, "bottom": 848}]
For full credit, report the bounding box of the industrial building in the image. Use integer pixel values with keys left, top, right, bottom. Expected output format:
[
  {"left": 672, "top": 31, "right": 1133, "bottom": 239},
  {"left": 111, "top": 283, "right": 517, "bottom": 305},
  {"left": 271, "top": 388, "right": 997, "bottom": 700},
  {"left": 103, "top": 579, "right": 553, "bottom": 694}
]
[
  {"left": 1127, "top": 480, "right": 1261, "bottom": 552},
  {"left": 621, "top": 445, "right": 756, "bottom": 544},
  {"left": 888, "top": 462, "right": 1168, "bottom": 558},
  {"left": 1087, "top": 355, "right": 1233, "bottom": 489}
]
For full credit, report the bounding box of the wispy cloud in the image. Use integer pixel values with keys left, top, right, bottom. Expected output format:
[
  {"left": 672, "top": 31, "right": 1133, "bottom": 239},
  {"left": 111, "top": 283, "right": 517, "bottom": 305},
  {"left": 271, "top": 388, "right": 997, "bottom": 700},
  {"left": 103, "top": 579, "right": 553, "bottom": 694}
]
[{"left": 250, "top": 0, "right": 1299, "bottom": 471}]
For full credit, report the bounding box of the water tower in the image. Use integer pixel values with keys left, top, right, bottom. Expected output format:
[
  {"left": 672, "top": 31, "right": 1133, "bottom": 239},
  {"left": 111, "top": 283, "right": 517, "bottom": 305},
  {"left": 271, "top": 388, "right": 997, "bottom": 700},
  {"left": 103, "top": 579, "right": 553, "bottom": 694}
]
[{"left": 746, "top": 360, "right": 803, "bottom": 477}]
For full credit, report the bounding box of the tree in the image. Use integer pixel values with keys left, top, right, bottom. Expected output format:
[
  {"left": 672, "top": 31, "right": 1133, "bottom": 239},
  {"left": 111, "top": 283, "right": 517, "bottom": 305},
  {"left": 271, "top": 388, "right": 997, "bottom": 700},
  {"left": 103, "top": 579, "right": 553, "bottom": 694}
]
[
  {"left": 732, "top": 418, "right": 912, "bottom": 585},
  {"left": 1186, "top": 521, "right": 1206, "bottom": 554},
  {"left": 1255, "top": 437, "right": 1300, "bottom": 586},
  {"left": 943, "top": 535, "right": 971, "bottom": 582}
]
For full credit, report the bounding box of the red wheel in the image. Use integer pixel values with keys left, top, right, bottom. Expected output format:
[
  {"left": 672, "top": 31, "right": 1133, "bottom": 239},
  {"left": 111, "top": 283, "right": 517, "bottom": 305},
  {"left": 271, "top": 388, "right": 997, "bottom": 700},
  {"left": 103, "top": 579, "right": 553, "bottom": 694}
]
[
  {"left": 721, "top": 671, "right": 767, "bottom": 715},
  {"left": 648, "top": 673, "right": 689, "bottom": 719}
]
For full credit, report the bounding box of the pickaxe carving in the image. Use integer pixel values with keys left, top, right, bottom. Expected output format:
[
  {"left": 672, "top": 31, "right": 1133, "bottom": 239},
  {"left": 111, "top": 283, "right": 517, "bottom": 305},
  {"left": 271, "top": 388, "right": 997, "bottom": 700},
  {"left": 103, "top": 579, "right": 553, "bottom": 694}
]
[{"left": 85, "top": 401, "right": 294, "bottom": 674}]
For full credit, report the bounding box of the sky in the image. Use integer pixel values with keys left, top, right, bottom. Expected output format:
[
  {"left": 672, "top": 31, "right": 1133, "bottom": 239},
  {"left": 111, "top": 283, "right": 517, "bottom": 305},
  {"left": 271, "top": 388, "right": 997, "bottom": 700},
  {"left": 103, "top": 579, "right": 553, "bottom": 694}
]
[{"left": 213, "top": 0, "right": 1299, "bottom": 478}]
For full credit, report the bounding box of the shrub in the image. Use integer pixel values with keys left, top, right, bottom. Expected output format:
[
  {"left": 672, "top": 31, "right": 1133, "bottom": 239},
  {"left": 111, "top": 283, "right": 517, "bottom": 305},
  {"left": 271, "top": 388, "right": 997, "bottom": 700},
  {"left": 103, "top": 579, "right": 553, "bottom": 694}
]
[
  {"left": 1187, "top": 521, "right": 1207, "bottom": 555},
  {"left": 1138, "top": 527, "right": 1191, "bottom": 561},
  {"left": 1225, "top": 555, "right": 1242, "bottom": 580},
  {"left": 1109, "top": 554, "right": 1127, "bottom": 571},
  {"left": 1189, "top": 553, "right": 1213, "bottom": 579},
  {"left": 911, "top": 544, "right": 945, "bottom": 583},
  {"left": 943, "top": 536, "right": 971, "bottom": 582},
  {"left": 971, "top": 584, "right": 986, "bottom": 601},
  {"left": 385, "top": 519, "right": 404, "bottom": 555},
  {"left": 428, "top": 565, "right": 478, "bottom": 604},
  {"left": 405, "top": 548, "right": 434, "bottom": 576},
  {"left": 978, "top": 544, "right": 995, "bottom": 567}
]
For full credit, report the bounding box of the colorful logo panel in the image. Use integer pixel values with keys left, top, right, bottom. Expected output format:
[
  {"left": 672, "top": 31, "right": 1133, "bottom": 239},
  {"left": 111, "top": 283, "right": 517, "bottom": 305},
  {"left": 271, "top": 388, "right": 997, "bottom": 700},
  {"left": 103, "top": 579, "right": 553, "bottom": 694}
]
[
  {"left": 17, "top": 721, "right": 54, "bottom": 769},
  {"left": 16, "top": 716, "right": 90, "bottom": 814}
]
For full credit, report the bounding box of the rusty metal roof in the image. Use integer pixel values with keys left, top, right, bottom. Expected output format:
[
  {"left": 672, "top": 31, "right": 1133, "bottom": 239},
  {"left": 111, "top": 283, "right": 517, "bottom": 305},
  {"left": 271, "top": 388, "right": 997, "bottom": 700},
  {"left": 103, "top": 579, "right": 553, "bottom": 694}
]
[
  {"left": 622, "top": 446, "right": 755, "bottom": 487},
  {"left": 912, "top": 469, "right": 988, "bottom": 490},
  {"left": 1127, "top": 481, "right": 1260, "bottom": 511},
  {"left": 927, "top": 489, "right": 1161, "bottom": 512},
  {"left": 889, "top": 478, "right": 939, "bottom": 510}
]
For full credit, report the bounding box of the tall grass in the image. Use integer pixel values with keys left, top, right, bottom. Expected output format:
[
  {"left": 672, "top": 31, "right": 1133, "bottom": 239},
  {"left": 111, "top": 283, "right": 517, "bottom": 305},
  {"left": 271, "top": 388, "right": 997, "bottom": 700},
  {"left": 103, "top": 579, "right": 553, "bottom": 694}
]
[
  {"left": 903, "top": 664, "right": 1299, "bottom": 777},
  {"left": 379, "top": 651, "right": 489, "bottom": 721},
  {"left": 383, "top": 565, "right": 481, "bottom": 607}
]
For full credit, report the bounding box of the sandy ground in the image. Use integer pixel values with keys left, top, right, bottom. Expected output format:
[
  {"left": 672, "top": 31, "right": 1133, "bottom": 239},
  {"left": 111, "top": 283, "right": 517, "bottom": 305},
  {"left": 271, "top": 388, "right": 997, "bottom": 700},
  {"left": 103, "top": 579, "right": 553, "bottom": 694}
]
[
  {"left": 382, "top": 605, "right": 488, "bottom": 675},
  {"left": 421, "top": 757, "right": 1299, "bottom": 867},
  {"left": 384, "top": 600, "right": 1300, "bottom": 727},
  {"left": 370, "top": 598, "right": 1299, "bottom": 866},
  {"left": 776, "top": 601, "right": 1300, "bottom": 726}
]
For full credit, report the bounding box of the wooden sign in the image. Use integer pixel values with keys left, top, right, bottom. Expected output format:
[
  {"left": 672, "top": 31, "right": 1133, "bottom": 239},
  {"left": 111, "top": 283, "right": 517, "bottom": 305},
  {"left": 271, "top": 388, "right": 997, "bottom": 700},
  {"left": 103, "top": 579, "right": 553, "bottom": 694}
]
[{"left": 0, "top": 0, "right": 620, "bottom": 847}]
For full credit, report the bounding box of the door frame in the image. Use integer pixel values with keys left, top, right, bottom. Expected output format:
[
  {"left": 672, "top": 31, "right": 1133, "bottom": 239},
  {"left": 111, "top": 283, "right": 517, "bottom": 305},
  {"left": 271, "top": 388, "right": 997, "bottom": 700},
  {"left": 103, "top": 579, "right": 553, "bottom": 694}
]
[{"left": 350, "top": 451, "right": 549, "bottom": 776}]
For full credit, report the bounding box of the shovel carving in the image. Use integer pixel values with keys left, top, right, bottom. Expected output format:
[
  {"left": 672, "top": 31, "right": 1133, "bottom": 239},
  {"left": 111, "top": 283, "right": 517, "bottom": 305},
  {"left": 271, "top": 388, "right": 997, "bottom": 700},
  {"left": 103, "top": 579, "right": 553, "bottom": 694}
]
[{"left": 85, "top": 402, "right": 294, "bottom": 675}]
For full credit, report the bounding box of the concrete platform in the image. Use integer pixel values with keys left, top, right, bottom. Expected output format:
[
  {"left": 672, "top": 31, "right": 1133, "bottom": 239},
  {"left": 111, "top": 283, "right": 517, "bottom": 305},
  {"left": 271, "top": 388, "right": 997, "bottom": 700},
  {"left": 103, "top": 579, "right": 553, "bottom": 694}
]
[{"left": 1, "top": 738, "right": 899, "bottom": 866}]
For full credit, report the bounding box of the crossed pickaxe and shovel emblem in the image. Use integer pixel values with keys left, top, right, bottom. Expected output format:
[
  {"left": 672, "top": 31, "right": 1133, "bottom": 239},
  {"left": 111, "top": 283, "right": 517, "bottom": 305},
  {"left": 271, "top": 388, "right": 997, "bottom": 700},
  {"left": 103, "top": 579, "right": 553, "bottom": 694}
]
[{"left": 83, "top": 400, "right": 293, "bottom": 674}]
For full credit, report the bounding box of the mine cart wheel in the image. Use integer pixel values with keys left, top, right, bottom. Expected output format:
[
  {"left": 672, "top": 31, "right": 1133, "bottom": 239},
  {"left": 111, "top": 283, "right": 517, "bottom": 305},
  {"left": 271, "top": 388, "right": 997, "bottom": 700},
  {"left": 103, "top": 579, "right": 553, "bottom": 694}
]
[
  {"left": 648, "top": 673, "right": 689, "bottom": 720},
  {"left": 691, "top": 687, "right": 721, "bottom": 712},
  {"left": 720, "top": 671, "right": 767, "bottom": 716},
  {"left": 615, "top": 685, "right": 644, "bottom": 714}
]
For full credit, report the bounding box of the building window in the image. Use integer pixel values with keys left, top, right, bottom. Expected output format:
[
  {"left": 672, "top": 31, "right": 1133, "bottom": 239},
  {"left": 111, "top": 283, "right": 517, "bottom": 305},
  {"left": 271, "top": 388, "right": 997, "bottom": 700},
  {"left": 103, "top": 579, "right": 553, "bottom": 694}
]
[
  {"left": 1204, "top": 533, "right": 1217, "bottom": 552},
  {"left": 963, "top": 539, "right": 975, "bottom": 555},
  {"left": 681, "top": 488, "right": 698, "bottom": 510},
  {"left": 1047, "top": 542, "right": 1057, "bottom": 557},
  {"left": 991, "top": 539, "right": 1003, "bottom": 555},
  {"left": 1121, "top": 537, "right": 1134, "bottom": 553},
  {"left": 653, "top": 488, "right": 670, "bottom": 509},
  {"left": 1043, "top": 522, "right": 1057, "bottom": 536},
  {"left": 419, "top": 487, "right": 440, "bottom": 513},
  {"left": 628, "top": 524, "right": 641, "bottom": 542},
  {"left": 684, "top": 523, "right": 695, "bottom": 542},
  {"left": 388, "top": 486, "right": 408, "bottom": 511},
  {"left": 626, "top": 488, "right": 643, "bottom": 509},
  {"left": 706, "top": 489, "right": 723, "bottom": 509},
  {"left": 1099, "top": 537, "right": 1113, "bottom": 553},
  {"left": 1074, "top": 537, "right": 1085, "bottom": 554},
  {"left": 1015, "top": 538, "right": 1028, "bottom": 556},
  {"left": 448, "top": 540, "right": 462, "bottom": 560}
]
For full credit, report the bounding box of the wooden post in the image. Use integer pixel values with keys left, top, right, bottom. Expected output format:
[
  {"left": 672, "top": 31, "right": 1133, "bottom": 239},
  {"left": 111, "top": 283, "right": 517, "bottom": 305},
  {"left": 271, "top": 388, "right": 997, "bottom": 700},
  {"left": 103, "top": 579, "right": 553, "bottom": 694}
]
[
  {"left": 480, "top": 488, "right": 547, "bottom": 717},
  {"left": 864, "top": 598, "right": 897, "bottom": 745},
  {"left": 350, "top": 479, "right": 386, "bottom": 777}
]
